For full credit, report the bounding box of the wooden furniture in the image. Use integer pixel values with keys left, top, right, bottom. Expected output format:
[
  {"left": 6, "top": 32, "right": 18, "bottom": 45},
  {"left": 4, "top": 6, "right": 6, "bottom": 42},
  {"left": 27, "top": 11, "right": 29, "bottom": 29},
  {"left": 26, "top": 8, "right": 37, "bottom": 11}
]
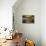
[{"left": 13, "top": 33, "right": 23, "bottom": 46}]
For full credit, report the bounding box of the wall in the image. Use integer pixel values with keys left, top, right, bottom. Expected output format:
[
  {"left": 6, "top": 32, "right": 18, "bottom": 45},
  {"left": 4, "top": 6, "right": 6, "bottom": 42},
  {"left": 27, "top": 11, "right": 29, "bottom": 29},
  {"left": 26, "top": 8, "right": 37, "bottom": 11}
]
[
  {"left": 0, "top": 0, "right": 16, "bottom": 39},
  {"left": 13, "top": 0, "right": 41, "bottom": 46},
  {"left": 0, "top": 0, "right": 16, "bottom": 30},
  {"left": 41, "top": 0, "right": 46, "bottom": 46}
]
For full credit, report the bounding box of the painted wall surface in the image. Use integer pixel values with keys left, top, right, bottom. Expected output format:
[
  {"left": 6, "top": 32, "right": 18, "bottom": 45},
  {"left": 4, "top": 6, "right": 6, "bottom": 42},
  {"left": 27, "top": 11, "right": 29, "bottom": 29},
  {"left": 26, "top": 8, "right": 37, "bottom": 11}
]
[
  {"left": 41, "top": 0, "right": 46, "bottom": 46},
  {"left": 0, "top": 0, "right": 16, "bottom": 29},
  {"left": 13, "top": 0, "right": 41, "bottom": 46},
  {"left": 0, "top": 0, "right": 16, "bottom": 39}
]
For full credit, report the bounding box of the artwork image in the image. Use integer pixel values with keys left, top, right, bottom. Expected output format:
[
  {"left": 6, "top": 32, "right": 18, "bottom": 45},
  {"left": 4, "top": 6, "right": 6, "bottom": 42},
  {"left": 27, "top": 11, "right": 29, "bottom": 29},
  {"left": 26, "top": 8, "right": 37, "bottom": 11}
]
[{"left": 22, "top": 15, "right": 34, "bottom": 23}]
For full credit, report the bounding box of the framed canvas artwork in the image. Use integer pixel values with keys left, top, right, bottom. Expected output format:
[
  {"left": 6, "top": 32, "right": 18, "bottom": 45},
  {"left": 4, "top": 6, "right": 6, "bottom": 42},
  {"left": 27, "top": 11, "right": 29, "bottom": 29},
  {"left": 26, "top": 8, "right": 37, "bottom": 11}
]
[{"left": 22, "top": 15, "right": 34, "bottom": 23}]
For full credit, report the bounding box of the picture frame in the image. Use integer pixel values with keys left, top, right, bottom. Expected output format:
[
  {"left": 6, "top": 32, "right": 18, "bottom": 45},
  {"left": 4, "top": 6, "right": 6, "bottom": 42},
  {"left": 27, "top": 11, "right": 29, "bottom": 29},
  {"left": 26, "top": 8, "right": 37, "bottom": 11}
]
[{"left": 22, "top": 15, "right": 34, "bottom": 23}]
